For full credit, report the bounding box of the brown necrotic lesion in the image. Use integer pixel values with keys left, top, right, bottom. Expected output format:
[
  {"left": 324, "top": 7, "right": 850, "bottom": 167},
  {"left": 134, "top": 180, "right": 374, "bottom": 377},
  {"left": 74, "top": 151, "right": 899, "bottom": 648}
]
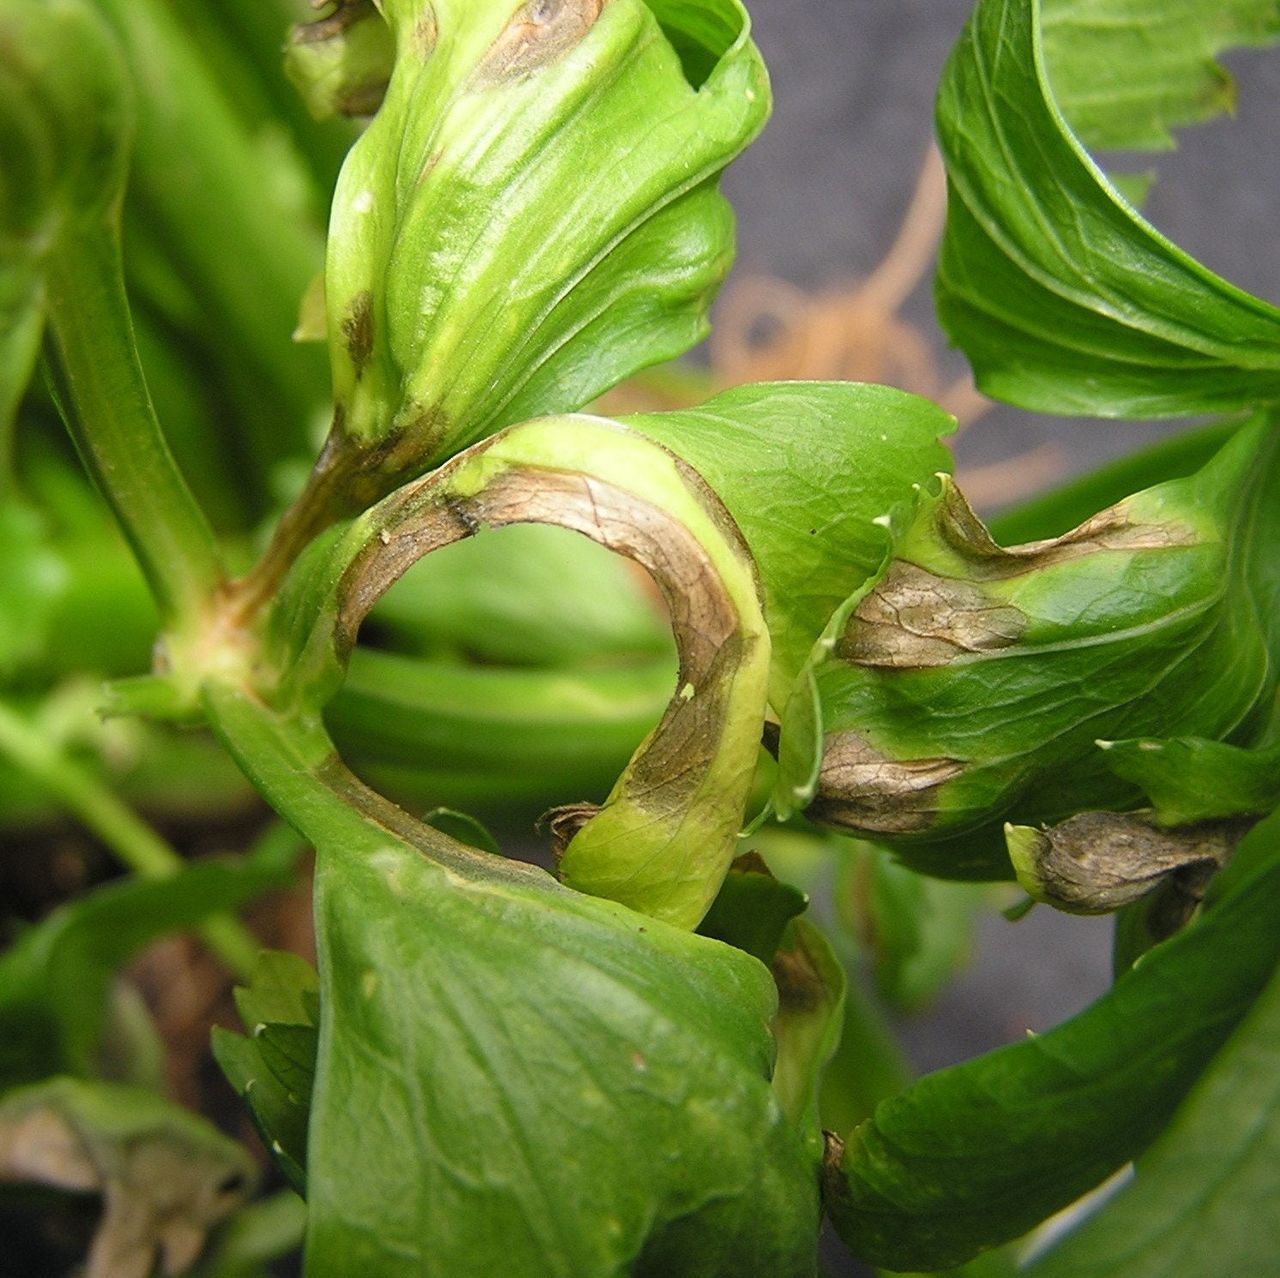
[
  {"left": 473, "top": 0, "right": 606, "bottom": 86},
  {"left": 807, "top": 733, "right": 964, "bottom": 836}
]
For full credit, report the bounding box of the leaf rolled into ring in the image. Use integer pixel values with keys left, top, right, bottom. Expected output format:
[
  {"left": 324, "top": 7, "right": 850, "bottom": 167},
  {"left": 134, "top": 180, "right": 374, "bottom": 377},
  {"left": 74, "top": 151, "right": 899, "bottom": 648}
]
[{"left": 274, "top": 414, "right": 771, "bottom": 929}]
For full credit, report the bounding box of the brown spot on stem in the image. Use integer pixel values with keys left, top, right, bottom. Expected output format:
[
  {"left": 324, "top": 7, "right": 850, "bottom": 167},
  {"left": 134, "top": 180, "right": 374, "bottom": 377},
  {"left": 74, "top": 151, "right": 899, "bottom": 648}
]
[
  {"left": 808, "top": 733, "right": 964, "bottom": 835},
  {"left": 472, "top": 0, "right": 605, "bottom": 86},
  {"left": 341, "top": 290, "right": 375, "bottom": 376}
]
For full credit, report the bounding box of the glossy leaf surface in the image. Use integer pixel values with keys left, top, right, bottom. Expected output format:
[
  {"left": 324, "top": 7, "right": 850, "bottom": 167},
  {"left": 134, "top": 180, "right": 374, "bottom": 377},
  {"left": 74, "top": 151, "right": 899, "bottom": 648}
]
[
  {"left": 323, "top": 0, "right": 769, "bottom": 490},
  {"left": 825, "top": 810, "right": 1280, "bottom": 1270},
  {"left": 1028, "top": 962, "right": 1280, "bottom": 1277},
  {"left": 935, "top": 0, "right": 1280, "bottom": 417}
]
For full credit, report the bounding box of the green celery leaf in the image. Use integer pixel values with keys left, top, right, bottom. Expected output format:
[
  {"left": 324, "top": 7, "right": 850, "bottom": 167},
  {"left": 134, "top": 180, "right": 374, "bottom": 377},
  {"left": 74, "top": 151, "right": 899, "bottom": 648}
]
[
  {"left": 0, "top": 857, "right": 293, "bottom": 1089},
  {"left": 1027, "top": 957, "right": 1280, "bottom": 1275},
  {"left": 214, "top": 951, "right": 319, "bottom": 1197},
  {"left": 776, "top": 419, "right": 1278, "bottom": 880},
  {"left": 321, "top": 0, "right": 769, "bottom": 497},
  {"left": 1100, "top": 730, "right": 1280, "bottom": 825},
  {"left": 625, "top": 381, "right": 955, "bottom": 705},
  {"left": 823, "top": 807, "right": 1280, "bottom": 1271},
  {"left": 205, "top": 687, "right": 820, "bottom": 1278},
  {"left": 935, "top": 0, "right": 1280, "bottom": 417},
  {"left": 232, "top": 950, "right": 321, "bottom": 1033},
  {"left": 211, "top": 1029, "right": 310, "bottom": 1196},
  {"left": 1041, "top": 0, "right": 1280, "bottom": 152}
]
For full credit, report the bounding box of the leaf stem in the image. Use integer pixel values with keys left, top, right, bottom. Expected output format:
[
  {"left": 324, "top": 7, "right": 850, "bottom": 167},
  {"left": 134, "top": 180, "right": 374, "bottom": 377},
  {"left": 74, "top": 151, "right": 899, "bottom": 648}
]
[
  {"left": 43, "top": 221, "right": 225, "bottom": 629},
  {"left": 0, "top": 697, "right": 258, "bottom": 979}
]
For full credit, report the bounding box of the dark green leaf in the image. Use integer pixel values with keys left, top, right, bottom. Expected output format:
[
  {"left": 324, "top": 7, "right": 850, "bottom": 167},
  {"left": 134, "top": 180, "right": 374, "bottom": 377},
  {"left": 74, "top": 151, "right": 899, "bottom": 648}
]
[
  {"left": 935, "top": 0, "right": 1280, "bottom": 417},
  {"left": 697, "top": 853, "right": 808, "bottom": 966},
  {"left": 215, "top": 950, "right": 319, "bottom": 1195},
  {"left": 211, "top": 1029, "right": 310, "bottom": 1197},
  {"left": 1101, "top": 731, "right": 1280, "bottom": 825},
  {"left": 823, "top": 809, "right": 1280, "bottom": 1271},
  {"left": 1028, "top": 965, "right": 1280, "bottom": 1277},
  {"left": 253, "top": 1024, "right": 318, "bottom": 1103}
]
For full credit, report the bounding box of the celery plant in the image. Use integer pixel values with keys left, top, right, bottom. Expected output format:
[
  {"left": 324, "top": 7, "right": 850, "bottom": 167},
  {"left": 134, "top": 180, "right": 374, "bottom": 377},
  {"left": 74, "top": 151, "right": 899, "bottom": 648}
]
[{"left": 1, "top": 0, "right": 1278, "bottom": 1274}]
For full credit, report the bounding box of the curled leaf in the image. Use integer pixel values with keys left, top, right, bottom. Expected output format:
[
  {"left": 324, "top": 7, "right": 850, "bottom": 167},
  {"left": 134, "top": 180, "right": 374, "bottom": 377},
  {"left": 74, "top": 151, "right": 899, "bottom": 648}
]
[
  {"left": 935, "top": 0, "right": 1280, "bottom": 417},
  {"left": 305, "top": 0, "right": 767, "bottom": 517},
  {"left": 275, "top": 415, "right": 770, "bottom": 929},
  {"left": 778, "top": 422, "right": 1277, "bottom": 878}
]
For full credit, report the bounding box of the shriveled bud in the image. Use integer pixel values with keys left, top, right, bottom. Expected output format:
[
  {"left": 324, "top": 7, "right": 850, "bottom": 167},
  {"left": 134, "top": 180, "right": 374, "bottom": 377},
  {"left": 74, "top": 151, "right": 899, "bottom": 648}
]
[
  {"left": 1006, "top": 812, "right": 1242, "bottom": 914},
  {"left": 778, "top": 422, "right": 1276, "bottom": 879},
  {"left": 314, "top": 0, "right": 768, "bottom": 506}
]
